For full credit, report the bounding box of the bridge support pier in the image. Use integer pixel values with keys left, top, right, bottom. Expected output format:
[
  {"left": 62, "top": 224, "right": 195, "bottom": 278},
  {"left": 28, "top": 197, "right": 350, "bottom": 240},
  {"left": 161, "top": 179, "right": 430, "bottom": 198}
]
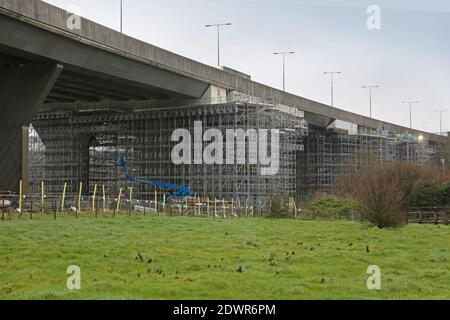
[{"left": 0, "top": 63, "right": 63, "bottom": 193}]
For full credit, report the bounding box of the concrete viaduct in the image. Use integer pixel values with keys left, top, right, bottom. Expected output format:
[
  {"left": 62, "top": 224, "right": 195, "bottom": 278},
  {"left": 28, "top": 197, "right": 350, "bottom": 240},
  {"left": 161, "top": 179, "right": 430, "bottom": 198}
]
[{"left": 0, "top": 0, "right": 448, "bottom": 192}]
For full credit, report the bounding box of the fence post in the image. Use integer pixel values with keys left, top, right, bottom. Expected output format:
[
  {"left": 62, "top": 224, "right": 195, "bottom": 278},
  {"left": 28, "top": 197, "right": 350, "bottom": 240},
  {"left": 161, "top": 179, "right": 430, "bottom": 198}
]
[
  {"left": 163, "top": 194, "right": 166, "bottom": 214},
  {"left": 95, "top": 197, "right": 99, "bottom": 218},
  {"left": 129, "top": 187, "right": 133, "bottom": 216},
  {"left": 214, "top": 197, "right": 217, "bottom": 219},
  {"left": 197, "top": 196, "right": 200, "bottom": 216},
  {"left": 92, "top": 184, "right": 97, "bottom": 214},
  {"left": 294, "top": 200, "right": 297, "bottom": 219},
  {"left": 183, "top": 198, "right": 187, "bottom": 216},
  {"left": 154, "top": 190, "right": 158, "bottom": 215},
  {"left": 18, "top": 180, "right": 23, "bottom": 214},
  {"left": 41, "top": 181, "right": 45, "bottom": 214},
  {"left": 245, "top": 198, "right": 248, "bottom": 218},
  {"left": 194, "top": 197, "right": 197, "bottom": 216},
  {"left": 231, "top": 198, "right": 234, "bottom": 217},
  {"left": 102, "top": 185, "right": 106, "bottom": 212},
  {"left": 222, "top": 199, "right": 226, "bottom": 218},
  {"left": 116, "top": 188, "right": 123, "bottom": 214},
  {"left": 238, "top": 197, "right": 241, "bottom": 217},
  {"left": 207, "top": 197, "right": 210, "bottom": 217},
  {"left": 61, "top": 182, "right": 67, "bottom": 213},
  {"left": 77, "top": 181, "right": 83, "bottom": 218}
]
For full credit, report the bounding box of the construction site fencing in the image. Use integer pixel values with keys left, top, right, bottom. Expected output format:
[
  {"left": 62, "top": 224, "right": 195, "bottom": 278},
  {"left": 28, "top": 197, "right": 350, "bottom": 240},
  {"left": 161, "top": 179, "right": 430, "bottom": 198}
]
[{"left": 0, "top": 189, "right": 266, "bottom": 221}]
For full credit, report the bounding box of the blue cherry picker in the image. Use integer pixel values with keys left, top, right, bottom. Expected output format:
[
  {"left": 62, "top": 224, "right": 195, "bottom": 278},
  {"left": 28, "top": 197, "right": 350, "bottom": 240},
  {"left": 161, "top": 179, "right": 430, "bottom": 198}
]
[{"left": 117, "top": 155, "right": 192, "bottom": 203}]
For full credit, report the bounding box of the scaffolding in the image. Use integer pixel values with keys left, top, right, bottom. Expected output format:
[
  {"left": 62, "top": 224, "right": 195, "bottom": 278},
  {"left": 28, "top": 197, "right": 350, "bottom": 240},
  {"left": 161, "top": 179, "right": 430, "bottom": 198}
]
[
  {"left": 297, "top": 125, "right": 441, "bottom": 199},
  {"left": 29, "top": 102, "right": 308, "bottom": 210},
  {"left": 28, "top": 96, "right": 446, "bottom": 207}
]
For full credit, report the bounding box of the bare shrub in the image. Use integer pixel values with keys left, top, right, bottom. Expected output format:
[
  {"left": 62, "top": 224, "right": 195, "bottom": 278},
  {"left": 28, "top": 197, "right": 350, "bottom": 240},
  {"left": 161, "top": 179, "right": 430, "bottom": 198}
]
[
  {"left": 355, "top": 170, "right": 406, "bottom": 228},
  {"left": 337, "top": 161, "right": 444, "bottom": 228}
]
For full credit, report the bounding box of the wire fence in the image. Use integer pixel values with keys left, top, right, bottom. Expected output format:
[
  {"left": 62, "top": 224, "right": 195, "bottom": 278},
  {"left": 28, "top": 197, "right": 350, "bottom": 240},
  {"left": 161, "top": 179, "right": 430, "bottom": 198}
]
[{"left": 0, "top": 190, "right": 266, "bottom": 221}]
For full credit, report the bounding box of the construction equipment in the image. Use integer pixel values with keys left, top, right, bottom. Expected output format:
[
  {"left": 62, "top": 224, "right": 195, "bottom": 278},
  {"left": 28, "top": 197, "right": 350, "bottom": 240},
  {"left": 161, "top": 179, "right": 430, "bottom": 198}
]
[
  {"left": 117, "top": 155, "right": 192, "bottom": 203},
  {"left": 0, "top": 191, "right": 15, "bottom": 209}
]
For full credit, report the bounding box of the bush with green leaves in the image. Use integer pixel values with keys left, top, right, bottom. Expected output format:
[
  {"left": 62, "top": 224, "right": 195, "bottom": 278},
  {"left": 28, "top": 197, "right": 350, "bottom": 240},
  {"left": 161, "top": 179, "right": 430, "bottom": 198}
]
[
  {"left": 409, "top": 181, "right": 450, "bottom": 209},
  {"left": 307, "top": 195, "right": 355, "bottom": 220},
  {"left": 267, "top": 195, "right": 289, "bottom": 218}
]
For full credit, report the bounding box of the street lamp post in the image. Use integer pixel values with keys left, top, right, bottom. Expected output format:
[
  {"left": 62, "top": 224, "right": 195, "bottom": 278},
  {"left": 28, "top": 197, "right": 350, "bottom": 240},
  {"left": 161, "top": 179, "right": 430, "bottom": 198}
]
[
  {"left": 324, "top": 71, "right": 341, "bottom": 107},
  {"left": 362, "top": 85, "right": 379, "bottom": 118},
  {"left": 273, "top": 52, "right": 295, "bottom": 92},
  {"left": 434, "top": 109, "right": 448, "bottom": 135},
  {"left": 120, "top": 0, "right": 123, "bottom": 33},
  {"left": 205, "top": 23, "right": 232, "bottom": 67},
  {"left": 402, "top": 101, "right": 419, "bottom": 129}
]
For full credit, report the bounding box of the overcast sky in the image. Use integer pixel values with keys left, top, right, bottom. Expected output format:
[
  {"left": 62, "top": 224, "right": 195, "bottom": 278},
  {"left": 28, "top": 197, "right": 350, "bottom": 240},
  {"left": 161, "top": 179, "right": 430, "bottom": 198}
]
[{"left": 44, "top": 0, "right": 450, "bottom": 133}]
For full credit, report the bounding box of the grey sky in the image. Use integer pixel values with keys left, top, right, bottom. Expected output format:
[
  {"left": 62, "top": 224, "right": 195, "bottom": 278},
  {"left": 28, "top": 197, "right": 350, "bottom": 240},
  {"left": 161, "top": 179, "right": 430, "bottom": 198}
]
[{"left": 44, "top": 0, "right": 450, "bottom": 133}]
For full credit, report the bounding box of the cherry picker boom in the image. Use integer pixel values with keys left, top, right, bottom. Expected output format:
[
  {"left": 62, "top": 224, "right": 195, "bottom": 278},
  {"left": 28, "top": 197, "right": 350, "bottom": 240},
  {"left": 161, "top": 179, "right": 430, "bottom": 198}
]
[{"left": 117, "top": 155, "right": 192, "bottom": 203}]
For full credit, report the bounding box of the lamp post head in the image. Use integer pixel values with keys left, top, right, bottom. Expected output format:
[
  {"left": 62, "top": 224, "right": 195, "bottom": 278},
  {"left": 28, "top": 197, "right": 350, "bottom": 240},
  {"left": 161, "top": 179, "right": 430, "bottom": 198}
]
[
  {"left": 205, "top": 23, "right": 232, "bottom": 27},
  {"left": 402, "top": 101, "right": 419, "bottom": 104},
  {"left": 324, "top": 71, "right": 342, "bottom": 75},
  {"left": 362, "top": 85, "right": 379, "bottom": 89},
  {"left": 274, "top": 51, "right": 295, "bottom": 55}
]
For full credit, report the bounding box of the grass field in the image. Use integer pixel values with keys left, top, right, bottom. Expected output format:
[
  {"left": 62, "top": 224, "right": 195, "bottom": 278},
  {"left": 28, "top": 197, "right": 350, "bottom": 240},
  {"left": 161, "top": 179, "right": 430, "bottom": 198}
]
[{"left": 0, "top": 214, "right": 449, "bottom": 300}]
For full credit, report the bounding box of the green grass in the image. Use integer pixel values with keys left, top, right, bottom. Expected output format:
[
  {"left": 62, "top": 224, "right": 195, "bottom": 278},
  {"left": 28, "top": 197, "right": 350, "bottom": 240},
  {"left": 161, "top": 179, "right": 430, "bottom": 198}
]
[{"left": 0, "top": 214, "right": 449, "bottom": 300}]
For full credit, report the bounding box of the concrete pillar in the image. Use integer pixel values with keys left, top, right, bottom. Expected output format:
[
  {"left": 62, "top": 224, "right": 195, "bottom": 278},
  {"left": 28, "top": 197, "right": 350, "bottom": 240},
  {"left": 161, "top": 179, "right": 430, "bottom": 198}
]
[{"left": 0, "top": 63, "right": 63, "bottom": 192}]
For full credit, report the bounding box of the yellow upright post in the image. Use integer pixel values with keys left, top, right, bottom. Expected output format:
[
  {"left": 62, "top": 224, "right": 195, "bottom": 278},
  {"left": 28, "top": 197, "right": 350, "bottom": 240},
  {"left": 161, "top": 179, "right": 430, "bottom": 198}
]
[
  {"left": 19, "top": 180, "right": 23, "bottom": 213},
  {"left": 77, "top": 182, "right": 83, "bottom": 213},
  {"left": 207, "top": 197, "right": 210, "bottom": 217},
  {"left": 129, "top": 187, "right": 133, "bottom": 205},
  {"left": 61, "top": 182, "right": 67, "bottom": 213},
  {"left": 102, "top": 185, "right": 106, "bottom": 212},
  {"left": 41, "top": 181, "right": 45, "bottom": 213},
  {"left": 92, "top": 184, "right": 97, "bottom": 213},
  {"left": 184, "top": 197, "right": 188, "bottom": 216},
  {"left": 116, "top": 187, "right": 123, "bottom": 212}
]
